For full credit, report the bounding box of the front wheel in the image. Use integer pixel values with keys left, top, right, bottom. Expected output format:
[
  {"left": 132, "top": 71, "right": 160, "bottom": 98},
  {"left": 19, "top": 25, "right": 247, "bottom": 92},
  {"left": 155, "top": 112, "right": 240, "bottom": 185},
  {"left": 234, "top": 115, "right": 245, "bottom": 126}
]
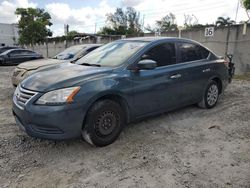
[
  {"left": 198, "top": 80, "right": 219, "bottom": 109},
  {"left": 82, "top": 100, "right": 125, "bottom": 147}
]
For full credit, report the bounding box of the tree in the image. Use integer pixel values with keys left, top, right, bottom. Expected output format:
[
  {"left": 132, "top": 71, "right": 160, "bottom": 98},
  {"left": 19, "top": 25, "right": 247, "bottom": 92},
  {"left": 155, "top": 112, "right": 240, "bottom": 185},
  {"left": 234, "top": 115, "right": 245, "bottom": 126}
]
[
  {"left": 15, "top": 8, "right": 52, "bottom": 46},
  {"left": 98, "top": 26, "right": 117, "bottom": 35},
  {"left": 156, "top": 13, "right": 178, "bottom": 32},
  {"left": 99, "top": 7, "right": 142, "bottom": 35},
  {"left": 66, "top": 30, "right": 79, "bottom": 40},
  {"left": 183, "top": 14, "right": 200, "bottom": 29},
  {"left": 215, "top": 17, "right": 235, "bottom": 27},
  {"left": 145, "top": 13, "right": 178, "bottom": 33},
  {"left": 241, "top": 0, "right": 250, "bottom": 21}
]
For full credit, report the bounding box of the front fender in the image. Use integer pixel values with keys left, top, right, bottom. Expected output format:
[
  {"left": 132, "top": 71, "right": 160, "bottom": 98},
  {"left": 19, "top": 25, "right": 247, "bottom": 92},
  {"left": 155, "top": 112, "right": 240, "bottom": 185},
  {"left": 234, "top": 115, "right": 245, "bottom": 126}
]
[{"left": 75, "top": 74, "right": 133, "bottom": 122}]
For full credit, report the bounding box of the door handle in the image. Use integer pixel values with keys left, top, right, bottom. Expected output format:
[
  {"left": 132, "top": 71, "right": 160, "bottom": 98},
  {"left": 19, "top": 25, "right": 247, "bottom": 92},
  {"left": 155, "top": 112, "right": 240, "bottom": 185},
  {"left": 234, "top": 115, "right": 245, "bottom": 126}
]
[
  {"left": 202, "top": 68, "right": 211, "bottom": 73},
  {"left": 170, "top": 74, "right": 182, "bottom": 79}
]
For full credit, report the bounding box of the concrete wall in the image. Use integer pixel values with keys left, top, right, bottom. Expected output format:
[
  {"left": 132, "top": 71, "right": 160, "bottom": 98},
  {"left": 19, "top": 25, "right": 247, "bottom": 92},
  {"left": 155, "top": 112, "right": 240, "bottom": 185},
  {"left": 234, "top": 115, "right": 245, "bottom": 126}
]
[
  {"left": 29, "top": 36, "right": 120, "bottom": 59},
  {"left": 28, "top": 24, "right": 250, "bottom": 75},
  {"left": 0, "top": 23, "right": 19, "bottom": 46}
]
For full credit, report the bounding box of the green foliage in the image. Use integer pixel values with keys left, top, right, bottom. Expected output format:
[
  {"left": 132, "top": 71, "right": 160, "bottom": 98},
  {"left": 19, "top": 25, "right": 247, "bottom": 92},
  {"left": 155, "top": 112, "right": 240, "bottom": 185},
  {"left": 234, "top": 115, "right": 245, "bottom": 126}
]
[
  {"left": 15, "top": 8, "right": 52, "bottom": 45},
  {"left": 98, "top": 26, "right": 118, "bottom": 35},
  {"left": 242, "top": 0, "right": 250, "bottom": 20},
  {"left": 183, "top": 14, "right": 205, "bottom": 29},
  {"left": 145, "top": 13, "right": 178, "bottom": 33},
  {"left": 156, "top": 13, "right": 178, "bottom": 32},
  {"left": 66, "top": 30, "right": 79, "bottom": 40},
  {"left": 99, "top": 7, "right": 142, "bottom": 35},
  {"left": 242, "top": 0, "right": 250, "bottom": 10},
  {"left": 215, "top": 17, "right": 235, "bottom": 27}
]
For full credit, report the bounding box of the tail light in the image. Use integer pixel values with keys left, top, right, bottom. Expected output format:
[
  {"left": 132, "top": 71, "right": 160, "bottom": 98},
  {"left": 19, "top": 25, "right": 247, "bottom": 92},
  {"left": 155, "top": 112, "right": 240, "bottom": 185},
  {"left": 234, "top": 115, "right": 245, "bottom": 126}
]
[{"left": 223, "top": 58, "right": 229, "bottom": 67}]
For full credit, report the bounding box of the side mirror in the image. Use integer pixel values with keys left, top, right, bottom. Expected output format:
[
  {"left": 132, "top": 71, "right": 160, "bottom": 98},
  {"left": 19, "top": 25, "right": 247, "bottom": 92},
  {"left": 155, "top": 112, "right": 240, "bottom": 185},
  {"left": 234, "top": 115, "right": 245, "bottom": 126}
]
[{"left": 137, "top": 59, "right": 157, "bottom": 70}]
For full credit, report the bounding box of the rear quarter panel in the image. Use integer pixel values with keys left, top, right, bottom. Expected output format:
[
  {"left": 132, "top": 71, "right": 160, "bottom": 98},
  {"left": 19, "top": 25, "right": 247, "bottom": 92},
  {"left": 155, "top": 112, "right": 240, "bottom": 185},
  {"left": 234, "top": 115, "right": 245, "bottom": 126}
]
[{"left": 204, "top": 59, "right": 229, "bottom": 92}]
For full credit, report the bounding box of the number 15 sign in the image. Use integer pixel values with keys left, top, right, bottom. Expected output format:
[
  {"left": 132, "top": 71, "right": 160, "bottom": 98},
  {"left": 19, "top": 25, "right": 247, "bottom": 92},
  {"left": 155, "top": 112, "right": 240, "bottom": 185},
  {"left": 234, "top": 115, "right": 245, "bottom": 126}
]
[{"left": 205, "top": 27, "right": 214, "bottom": 37}]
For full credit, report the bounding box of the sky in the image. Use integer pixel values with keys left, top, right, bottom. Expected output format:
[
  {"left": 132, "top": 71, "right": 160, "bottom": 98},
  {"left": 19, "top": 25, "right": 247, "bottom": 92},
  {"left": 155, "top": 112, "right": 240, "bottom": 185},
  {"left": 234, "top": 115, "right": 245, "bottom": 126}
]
[{"left": 0, "top": 0, "right": 249, "bottom": 36}]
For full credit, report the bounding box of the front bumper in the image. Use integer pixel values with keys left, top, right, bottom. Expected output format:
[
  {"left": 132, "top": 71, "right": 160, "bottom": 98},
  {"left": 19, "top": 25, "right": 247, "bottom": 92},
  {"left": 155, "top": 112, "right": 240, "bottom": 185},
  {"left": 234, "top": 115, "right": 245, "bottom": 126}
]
[{"left": 12, "top": 90, "right": 86, "bottom": 140}]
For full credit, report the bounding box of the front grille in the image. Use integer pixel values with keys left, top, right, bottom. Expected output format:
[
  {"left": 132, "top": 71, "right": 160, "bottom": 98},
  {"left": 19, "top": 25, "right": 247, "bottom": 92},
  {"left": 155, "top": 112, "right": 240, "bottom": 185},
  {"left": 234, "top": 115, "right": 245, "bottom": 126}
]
[{"left": 14, "top": 86, "right": 37, "bottom": 108}]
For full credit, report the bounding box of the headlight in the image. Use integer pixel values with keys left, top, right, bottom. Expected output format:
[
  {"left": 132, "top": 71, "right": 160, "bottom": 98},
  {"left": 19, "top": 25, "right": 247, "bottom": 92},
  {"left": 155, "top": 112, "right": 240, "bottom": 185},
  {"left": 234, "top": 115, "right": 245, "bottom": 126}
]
[{"left": 36, "top": 87, "right": 80, "bottom": 105}]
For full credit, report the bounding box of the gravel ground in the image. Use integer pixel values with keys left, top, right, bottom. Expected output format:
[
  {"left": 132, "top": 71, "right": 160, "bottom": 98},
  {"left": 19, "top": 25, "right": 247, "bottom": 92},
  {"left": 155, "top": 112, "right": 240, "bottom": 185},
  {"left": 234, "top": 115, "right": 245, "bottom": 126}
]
[{"left": 0, "top": 66, "right": 250, "bottom": 188}]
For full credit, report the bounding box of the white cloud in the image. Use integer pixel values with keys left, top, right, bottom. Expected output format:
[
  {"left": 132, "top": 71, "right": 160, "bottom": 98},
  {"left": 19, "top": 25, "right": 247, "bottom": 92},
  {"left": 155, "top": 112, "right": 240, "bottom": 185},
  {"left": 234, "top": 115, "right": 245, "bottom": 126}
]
[
  {"left": 45, "top": 0, "right": 115, "bottom": 36},
  {"left": 46, "top": 0, "right": 248, "bottom": 36},
  {"left": 0, "top": 0, "right": 37, "bottom": 23},
  {"left": 121, "top": 0, "right": 143, "bottom": 7},
  {"left": 0, "top": 0, "right": 248, "bottom": 36}
]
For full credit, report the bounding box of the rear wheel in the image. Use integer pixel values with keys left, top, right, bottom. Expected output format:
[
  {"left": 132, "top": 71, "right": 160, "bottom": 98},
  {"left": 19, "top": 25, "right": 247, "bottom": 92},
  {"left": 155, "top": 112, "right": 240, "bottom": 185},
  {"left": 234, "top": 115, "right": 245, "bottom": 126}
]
[
  {"left": 198, "top": 80, "right": 219, "bottom": 109},
  {"left": 82, "top": 100, "right": 125, "bottom": 147}
]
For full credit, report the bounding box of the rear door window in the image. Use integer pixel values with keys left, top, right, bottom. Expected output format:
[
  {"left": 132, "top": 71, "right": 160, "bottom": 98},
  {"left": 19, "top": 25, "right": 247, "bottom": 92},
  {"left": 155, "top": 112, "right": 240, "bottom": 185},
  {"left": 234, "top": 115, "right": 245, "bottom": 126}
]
[
  {"left": 142, "top": 43, "right": 176, "bottom": 67},
  {"left": 9, "top": 50, "right": 21, "bottom": 56},
  {"left": 178, "top": 43, "right": 209, "bottom": 63},
  {"left": 24, "top": 50, "right": 36, "bottom": 56}
]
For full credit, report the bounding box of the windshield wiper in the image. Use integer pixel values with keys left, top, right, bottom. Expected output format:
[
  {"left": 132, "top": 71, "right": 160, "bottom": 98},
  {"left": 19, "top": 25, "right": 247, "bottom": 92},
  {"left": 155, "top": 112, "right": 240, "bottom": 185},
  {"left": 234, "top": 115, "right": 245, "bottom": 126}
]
[{"left": 81, "top": 63, "right": 101, "bottom": 67}]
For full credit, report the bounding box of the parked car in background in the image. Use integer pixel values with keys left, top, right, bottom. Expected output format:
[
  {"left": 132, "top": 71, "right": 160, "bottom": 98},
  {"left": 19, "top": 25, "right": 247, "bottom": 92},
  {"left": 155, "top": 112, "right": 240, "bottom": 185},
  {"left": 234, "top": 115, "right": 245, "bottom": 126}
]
[
  {"left": 0, "top": 46, "right": 20, "bottom": 54},
  {"left": 0, "top": 49, "right": 42, "bottom": 66},
  {"left": 11, "top": 44, "right": 102, "bottom": 87},
  {"left": 12, "top": 37, "right": 234, "bottom": 147}
]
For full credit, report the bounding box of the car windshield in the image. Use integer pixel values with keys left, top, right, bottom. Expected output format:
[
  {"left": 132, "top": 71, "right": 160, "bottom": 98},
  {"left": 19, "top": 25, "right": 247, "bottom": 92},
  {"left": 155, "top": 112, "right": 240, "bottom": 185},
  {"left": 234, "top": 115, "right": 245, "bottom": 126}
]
[
  {"left": 0, "top": 48, "right": 14, "bottom": 54},
  {"left": 54, "top": 45, "right": 85, "bottom": 60},
  {"left": 76, "top": 41, "right": 148, "bottom": 67}
]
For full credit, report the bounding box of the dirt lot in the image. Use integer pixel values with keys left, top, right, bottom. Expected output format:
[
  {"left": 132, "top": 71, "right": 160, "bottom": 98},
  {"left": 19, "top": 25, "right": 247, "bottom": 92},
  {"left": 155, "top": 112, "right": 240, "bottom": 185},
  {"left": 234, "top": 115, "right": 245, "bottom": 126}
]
[{"left": 0, "top": 66, "right": 250, "bottom": 188}]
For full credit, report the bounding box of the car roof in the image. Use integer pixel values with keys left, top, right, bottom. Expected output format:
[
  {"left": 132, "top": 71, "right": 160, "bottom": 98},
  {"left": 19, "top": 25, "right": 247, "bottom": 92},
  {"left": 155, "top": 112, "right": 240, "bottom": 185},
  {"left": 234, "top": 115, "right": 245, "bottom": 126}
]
[
  {"left": 120, "top": 37, "right": 199, "bottom": 44},
  {"left": 75, "top": 44, "right": 103, "bottom": 48},
  {"left": 1, "top": 48, "right": 35, "bottom": 55}
]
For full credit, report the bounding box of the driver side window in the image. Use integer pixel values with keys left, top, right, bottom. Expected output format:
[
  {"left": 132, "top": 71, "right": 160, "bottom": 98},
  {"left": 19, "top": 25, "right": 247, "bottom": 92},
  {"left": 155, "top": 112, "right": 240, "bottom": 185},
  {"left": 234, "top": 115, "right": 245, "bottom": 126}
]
[{"left": 142, "top": 43, "right": 176, "bottom": 67}]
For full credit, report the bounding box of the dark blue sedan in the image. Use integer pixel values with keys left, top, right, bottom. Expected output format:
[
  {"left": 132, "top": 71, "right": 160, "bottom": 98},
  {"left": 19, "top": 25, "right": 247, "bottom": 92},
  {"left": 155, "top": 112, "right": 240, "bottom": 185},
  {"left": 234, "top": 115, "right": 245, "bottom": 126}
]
[{"left": 12, "top": 37, "right": 233, "bottom": 146}]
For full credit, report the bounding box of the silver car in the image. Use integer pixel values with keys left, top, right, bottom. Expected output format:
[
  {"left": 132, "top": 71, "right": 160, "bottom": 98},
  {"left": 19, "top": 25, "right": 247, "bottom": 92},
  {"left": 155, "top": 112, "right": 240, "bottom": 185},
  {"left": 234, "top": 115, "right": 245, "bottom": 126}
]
[{"left": 12, "top": 44, "right": 102, "bottom": 86}]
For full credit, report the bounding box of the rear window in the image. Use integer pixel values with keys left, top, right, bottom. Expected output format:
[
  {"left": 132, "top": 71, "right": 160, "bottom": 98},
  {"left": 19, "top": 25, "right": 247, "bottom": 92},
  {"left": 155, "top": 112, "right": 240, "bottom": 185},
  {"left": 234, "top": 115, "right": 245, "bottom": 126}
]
[{"left": 178, "top": 43, "right": 209, "bottom": 63}]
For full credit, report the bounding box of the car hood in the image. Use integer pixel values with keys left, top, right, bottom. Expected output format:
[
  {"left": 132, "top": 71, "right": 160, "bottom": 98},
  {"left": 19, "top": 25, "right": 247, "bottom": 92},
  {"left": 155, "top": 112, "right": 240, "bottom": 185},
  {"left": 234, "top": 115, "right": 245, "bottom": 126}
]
[
  {"left": 21, "top": 63, "right": 112, "bottom": 92},
  {"left": 17, "top": 58, "right": 67, "bottom": 70}
]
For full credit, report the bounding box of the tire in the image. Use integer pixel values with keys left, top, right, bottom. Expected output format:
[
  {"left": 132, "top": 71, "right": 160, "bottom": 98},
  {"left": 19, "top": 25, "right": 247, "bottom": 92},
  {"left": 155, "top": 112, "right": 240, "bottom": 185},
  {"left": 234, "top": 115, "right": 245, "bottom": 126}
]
[
  {"left": 82, "top": 99, "right": 125, "bottom": 147},
  {"left": 198, "top": 80, "right": 219, "bottom": 109}
]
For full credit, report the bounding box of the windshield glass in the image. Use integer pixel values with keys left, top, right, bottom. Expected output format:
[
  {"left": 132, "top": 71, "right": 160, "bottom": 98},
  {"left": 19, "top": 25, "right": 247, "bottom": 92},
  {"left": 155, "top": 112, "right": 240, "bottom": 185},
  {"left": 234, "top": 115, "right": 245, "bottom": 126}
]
[
  {"left": 76, "top": 41, "right": 147, "bottom": 67},
  {"left": 54, "top": 45, "right": 85, "bottom": 60}
]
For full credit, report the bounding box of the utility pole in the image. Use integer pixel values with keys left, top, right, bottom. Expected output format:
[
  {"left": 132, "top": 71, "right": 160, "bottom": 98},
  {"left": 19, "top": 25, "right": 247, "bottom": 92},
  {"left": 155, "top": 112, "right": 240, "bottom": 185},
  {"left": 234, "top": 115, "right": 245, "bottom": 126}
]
[
  {"left": 46, "top": 37, "right": 49, "bottom": 58},
  {"left": 64, "top": 24, "right": 69, "bottom": 48},
  {"left": 142, "top": 14, "right": 145, "bottom": 33},
  {"left": 94, "top": 23, "right": 97, "bottom": 34},
  {"left": 235, "top": 0, "right": 240, "bottom": 23}
]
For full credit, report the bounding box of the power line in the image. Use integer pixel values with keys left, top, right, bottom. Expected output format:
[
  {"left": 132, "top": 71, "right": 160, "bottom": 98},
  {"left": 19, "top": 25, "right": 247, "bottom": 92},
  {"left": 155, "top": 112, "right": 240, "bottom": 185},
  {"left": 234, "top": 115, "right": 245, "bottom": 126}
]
[
  {"left": 142, "top": 3, "right": 227, "bottom": 18},
  {"left": 138, "top": 1, "right": 227, "bottom": 15},
  {"left": 144, "top": 4, "right": 227, "bottom": 22}
]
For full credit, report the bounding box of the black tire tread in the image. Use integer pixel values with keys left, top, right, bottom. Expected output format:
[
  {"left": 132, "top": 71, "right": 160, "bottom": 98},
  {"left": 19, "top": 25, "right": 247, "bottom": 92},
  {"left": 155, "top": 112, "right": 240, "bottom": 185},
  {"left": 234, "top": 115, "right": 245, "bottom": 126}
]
[{"left": 82, "top": 99, "right": 124, "bottom": 147}]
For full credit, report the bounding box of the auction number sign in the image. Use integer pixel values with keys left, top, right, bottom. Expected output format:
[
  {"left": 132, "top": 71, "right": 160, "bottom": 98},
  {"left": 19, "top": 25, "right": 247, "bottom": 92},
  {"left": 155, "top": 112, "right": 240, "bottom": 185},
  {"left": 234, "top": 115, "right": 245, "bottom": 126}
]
[{"left": 205, "top": 27, "right": 214, "bottom": 37}]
